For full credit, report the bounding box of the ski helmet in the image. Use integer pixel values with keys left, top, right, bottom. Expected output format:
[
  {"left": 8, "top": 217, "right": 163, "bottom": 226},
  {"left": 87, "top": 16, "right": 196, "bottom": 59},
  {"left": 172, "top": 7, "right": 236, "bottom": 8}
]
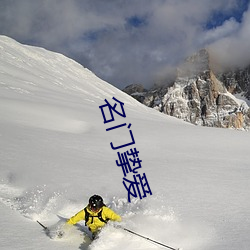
[{"left": 89, "top": 195, "right": 104, "bottom": 210}]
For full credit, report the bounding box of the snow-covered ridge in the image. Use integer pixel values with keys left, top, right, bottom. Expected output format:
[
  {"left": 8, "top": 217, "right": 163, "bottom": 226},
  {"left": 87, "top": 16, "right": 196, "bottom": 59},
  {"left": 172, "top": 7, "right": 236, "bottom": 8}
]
[
  {"left": 0, "top": 35, "right": 142, "bottom": 105},
  {"left": 0, "top": 35, "right": 151, "bottom": 134}
]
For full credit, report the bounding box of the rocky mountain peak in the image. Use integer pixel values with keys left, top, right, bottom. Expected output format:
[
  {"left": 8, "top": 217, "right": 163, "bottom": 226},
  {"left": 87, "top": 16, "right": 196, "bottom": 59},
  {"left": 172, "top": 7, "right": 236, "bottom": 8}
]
[
  {"left": 123, "top": 49, "right": 250, "bottom": 130},
  {"left": 177, "top": 48, "right": 210, "bottom": 78}
]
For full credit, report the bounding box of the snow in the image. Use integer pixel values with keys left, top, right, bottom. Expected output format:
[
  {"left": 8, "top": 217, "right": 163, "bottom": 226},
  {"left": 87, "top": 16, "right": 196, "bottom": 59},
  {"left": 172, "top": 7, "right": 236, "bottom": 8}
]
[{"left": 0, "top": 35, "right": 250, "bottom": 250}]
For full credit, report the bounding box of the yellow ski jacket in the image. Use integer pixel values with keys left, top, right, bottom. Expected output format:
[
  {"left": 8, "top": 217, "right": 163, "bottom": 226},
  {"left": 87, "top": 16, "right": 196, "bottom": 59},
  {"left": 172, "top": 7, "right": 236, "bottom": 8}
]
[{"left": 67, "top": 206, "right": 121, "bottom": 233}]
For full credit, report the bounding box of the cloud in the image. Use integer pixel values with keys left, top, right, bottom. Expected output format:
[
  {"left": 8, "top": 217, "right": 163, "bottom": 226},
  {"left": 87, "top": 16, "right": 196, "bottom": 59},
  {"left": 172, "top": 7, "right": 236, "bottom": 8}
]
[
  {"left": 208, "top": 4, "right": 250, "bottom": 69},
  {"left": 0, "top": 0, "right": 249, "bottom": 89},
  {"left": 200, "top": 18, "right": 240, "bottom": 45}
]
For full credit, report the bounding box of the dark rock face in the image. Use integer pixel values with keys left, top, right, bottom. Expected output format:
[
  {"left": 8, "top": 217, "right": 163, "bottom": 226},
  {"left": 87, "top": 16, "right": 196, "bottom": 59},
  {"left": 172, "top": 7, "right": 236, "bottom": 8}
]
[
  {"left": 123, "top": 49, "right": 250, "bottom": 130},
  {"left": 218, "top": 66, "right": 250, "bottom": 99},
  {"left": 122, "top": 84, "right": 147, "bottom": 103}
]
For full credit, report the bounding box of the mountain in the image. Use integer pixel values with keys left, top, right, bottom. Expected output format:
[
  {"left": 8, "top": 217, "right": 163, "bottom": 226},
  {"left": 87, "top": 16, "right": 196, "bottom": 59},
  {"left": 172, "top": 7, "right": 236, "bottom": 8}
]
[
  {"left": 0, "top": 36, "right": 250, "bottom": 250},
  {"left": 217, "top": 66, "right": 250, "bottom": 99},
  {"left": 123, "top": 49, "right": 250, "bottom": 130}
]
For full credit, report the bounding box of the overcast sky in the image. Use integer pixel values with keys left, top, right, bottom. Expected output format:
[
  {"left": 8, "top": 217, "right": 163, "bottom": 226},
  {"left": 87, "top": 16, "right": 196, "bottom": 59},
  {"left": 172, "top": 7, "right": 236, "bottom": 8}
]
[{"left": 0, "top": 0, "right": 249, "bottom": 89}]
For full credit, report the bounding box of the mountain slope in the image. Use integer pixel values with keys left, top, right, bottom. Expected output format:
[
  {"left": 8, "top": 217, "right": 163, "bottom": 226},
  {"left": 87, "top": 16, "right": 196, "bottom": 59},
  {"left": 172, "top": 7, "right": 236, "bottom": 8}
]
[{"left": 0, "top": 36, "right": 250, "bottom": 250}]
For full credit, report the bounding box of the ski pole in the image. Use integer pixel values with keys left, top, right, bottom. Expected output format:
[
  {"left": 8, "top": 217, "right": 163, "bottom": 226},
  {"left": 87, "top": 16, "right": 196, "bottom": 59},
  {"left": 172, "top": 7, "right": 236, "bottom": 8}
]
[
  {"left": 122, "top": 227, "right": 180, "bottom": 250},
  {"left": 37, "top": 220, "right": 48, "bottom": 231}
]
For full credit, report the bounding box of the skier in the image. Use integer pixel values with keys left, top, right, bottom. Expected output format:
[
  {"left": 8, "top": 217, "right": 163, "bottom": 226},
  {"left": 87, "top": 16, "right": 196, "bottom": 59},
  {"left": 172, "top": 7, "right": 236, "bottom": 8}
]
[{"left": 66, "top": 194, "right": 122, "bottom": 239}]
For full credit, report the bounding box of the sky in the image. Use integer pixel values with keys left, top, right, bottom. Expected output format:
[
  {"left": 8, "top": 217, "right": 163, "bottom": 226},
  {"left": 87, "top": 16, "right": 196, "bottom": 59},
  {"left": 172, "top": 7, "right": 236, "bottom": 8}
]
[{"left": 0, "top": 0, "right": 249, "bottom": 89}]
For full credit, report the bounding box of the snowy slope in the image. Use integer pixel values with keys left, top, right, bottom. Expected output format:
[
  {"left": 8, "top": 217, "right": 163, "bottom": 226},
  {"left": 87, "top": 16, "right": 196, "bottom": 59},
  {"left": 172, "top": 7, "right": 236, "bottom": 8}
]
[{"left": 0, "top": 36, "right": 250, "bottom": 250}]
